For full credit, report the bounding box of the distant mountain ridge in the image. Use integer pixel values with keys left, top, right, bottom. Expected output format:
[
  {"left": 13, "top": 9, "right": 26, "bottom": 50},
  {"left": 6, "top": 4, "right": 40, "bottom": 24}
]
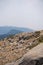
[
  {"left": 0, "top": 29, "right": 23, "bottom": 39},
  {"left": 0, "top": 26, "right": 33, "bottom": 39},
  {"left": 0, "top": 26, "right": 33, "bottom": 35}
]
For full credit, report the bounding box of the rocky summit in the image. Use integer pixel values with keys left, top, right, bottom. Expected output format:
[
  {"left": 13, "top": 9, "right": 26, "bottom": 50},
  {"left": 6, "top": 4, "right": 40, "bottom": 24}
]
[{"left": 0, "top": 30, "right": 43, "bottom": 65}]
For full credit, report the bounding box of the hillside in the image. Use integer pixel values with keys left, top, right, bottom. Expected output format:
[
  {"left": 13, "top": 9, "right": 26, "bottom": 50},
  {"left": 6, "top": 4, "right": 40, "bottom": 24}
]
[{"left": 0, "top": 30, "right": 43, "bottom": 65}]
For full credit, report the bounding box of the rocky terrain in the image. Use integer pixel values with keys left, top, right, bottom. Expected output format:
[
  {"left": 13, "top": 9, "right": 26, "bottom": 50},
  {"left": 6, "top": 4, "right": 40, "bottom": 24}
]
[
  {"left": 18, "top": 43, "right": 43, "bottom": 65},
  {"left": 0, "top": 30, "right": 43, "bottom": 65}
]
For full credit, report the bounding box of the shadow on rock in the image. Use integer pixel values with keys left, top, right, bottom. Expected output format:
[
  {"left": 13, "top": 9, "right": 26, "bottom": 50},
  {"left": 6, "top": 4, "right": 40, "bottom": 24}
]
[{"left": 19, "top": 57, "right": 43, "bottom": 65}]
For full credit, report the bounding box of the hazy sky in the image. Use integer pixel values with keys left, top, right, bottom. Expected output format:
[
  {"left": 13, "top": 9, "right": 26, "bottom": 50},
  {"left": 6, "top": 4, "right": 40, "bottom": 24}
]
[{"left": 0, "top": 0, "right": 43, "bottom": 30}]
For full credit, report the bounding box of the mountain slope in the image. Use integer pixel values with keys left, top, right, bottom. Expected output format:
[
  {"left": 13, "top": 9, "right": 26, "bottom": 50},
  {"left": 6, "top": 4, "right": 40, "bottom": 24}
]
[{"left": 0, "top": 30, "right": 43, "bottom": 65}]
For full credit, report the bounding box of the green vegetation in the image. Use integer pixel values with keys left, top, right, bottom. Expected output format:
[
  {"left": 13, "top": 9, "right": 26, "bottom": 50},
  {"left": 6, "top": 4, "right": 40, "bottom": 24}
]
[
  {"left": 29, "top": 35, "right": 43, "bottom": 49},
  {"left": 38, "top": 35, "right": 43, "bottom": 42},
  {"left": 7, "top": 34, "right": 14, "bottom": 39},
  {"left": 29, "top": 42, "right": 39, "bottom": 49},
  {"left": 33, "top": 31, "right": 40, "bottom": 38}
]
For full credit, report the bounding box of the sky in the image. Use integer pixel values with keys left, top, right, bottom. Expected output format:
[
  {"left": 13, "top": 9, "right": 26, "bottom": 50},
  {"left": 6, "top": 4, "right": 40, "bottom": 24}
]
[{"left": 0, "top": 0, "right": 43, "bottom": 30}]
